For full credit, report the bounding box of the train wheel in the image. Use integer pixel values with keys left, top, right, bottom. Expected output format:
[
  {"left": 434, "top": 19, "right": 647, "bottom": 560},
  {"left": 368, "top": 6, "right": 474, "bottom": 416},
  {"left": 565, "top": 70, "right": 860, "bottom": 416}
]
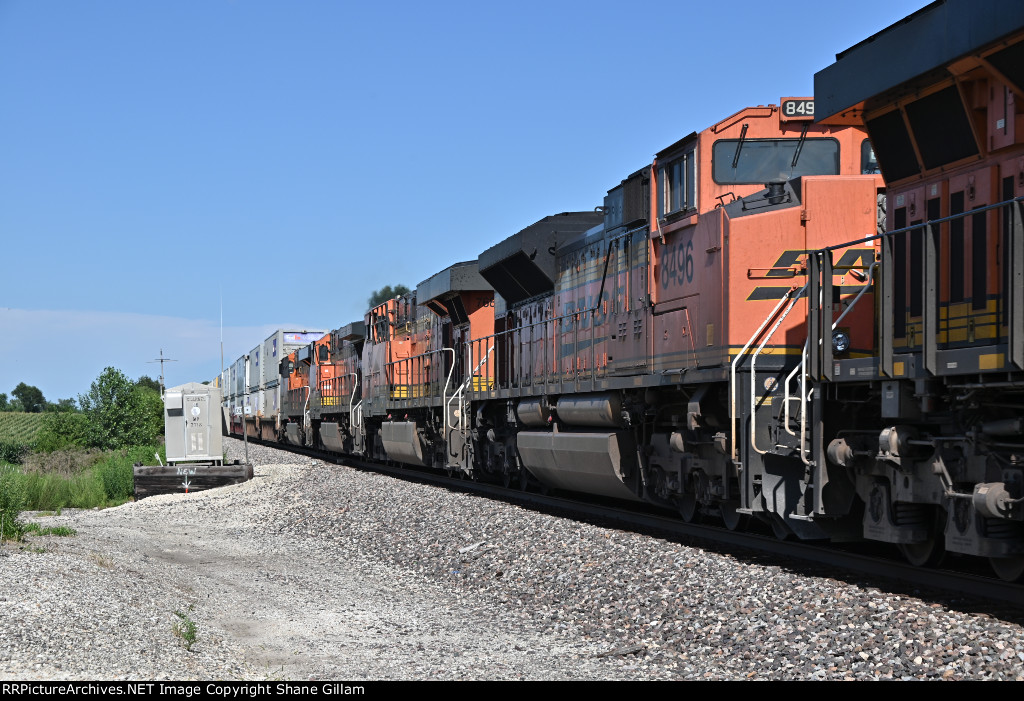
[
  {"left": 720, "top": 501, "right": 747, "bottom": 531},
  {"left": 989, "top": 556, "right": 1024, "bottom": 582},
  {"left": 897, "top": 507, "right": 946, "bottom": 567},
  {"left": 677, "top": 493, "right": 701, "bottom": 523},
  {"left": 897, "top": 538, "right": 945, "bottom": 567}
]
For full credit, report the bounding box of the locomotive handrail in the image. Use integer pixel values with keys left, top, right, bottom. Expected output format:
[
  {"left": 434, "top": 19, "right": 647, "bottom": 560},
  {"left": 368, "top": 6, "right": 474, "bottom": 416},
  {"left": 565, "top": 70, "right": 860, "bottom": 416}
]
[
  {"left": 346, "top": 372, "right": 359, "bottom": 418},
  {"left": 783, "top": 342, "right": 805, "bottom": 438},
  {"left": 730, "top": 290, "right": 796, "bottom": 463},
  {"left": 455, "top": 343, "right": 493, "bottom": 430},
  {"left": 813, "top": 195, "right": 1024, "bottom": 253},
  {"left": 321, "top": 366, "right": 358, "bottom": 396},
  {"left": 384, "top": 347, "right": 449, "bottom": 403},
  {"left": 468, "top": 306, "right": 604, "bottom": 394},
  {"left": 750, "top": 285, "right": 806, "bottom": 456},
  {"left": 805, "top": 196, "right": 1024, "bottom": 379},
  {"left": 831, "top": 261, "right": 878, "bottom": 330},
  {"left": 440, "top": 347, "right": 456, "bottom": 443},
  {"left": 351, "top": 399, "right": 364, "bottom": 454},
  {"left": 781, "top": 339, "right": 816, "bottom": 468}
]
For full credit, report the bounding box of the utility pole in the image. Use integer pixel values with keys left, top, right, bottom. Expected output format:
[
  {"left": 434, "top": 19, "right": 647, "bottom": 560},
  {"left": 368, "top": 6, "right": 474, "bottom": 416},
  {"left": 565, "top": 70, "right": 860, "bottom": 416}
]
[
  {"left": 148, "top": 349, "right": 178, "bottom": 397},
  {"left": 243, "top": 353, "right": 249, "bottom": 464},
  {"left": 220, "top": 288, "right": 224, "bottom": 377}
]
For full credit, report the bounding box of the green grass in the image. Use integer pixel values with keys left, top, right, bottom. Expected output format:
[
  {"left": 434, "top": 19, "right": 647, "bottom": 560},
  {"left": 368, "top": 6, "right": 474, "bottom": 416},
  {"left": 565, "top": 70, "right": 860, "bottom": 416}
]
[
  {"left": 173, "top": 608, "right": 198, "bottom": 651},
  {"left": 0, "top": 465, "right": 26, "bottom": 541},
  {"left": 23, "top": 523, "right": 76, "bottom": 536},
  {"left": 5, "top": 444, "right": 166, "bottom": 512},
  {"left": 0, "top": 412, "right": 46, "bottom": 445},
  {"left": 18, "top": 470, "right": 108, "bottom": 511}
]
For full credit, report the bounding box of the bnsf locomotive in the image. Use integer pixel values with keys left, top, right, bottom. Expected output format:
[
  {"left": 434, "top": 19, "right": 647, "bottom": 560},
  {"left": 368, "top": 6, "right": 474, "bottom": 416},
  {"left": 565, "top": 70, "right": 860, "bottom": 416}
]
[{"left": 217, "top": 0, "right": 1024, "bottom": 581}]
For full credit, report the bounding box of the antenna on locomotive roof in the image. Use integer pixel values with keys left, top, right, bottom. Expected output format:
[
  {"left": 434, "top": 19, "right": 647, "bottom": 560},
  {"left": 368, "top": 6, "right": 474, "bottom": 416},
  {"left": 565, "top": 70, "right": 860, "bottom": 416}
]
[{"left": 148, "top": 349, "right": 178, "bottom": 397}]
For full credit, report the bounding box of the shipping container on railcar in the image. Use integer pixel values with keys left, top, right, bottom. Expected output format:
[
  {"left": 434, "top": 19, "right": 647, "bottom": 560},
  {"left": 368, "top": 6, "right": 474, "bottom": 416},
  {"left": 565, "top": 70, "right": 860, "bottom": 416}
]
[
  {"left": 228, "top": 355, "right": 248, "bottom": 436},
  {"left": 467, "top": 102, "right": 883, "bottom": 534},
  {"left": 366, "top": 263, "right": 495, "bottom": 473},
  {"left": 815, "top": 0, "right": 1024, "bottom": 580},
  {"left": 244, "top": 343, "right": 262, "bottom": 438},
  {"left": 218, "top": 369, "right": 230, "bottom": 436},
  {"left": 250, "top": 327, "right": 325, "bottom": 437}
]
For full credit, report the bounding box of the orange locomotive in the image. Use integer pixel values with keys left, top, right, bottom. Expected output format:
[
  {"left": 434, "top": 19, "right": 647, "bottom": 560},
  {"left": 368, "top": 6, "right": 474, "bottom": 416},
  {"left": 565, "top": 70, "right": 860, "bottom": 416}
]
[
  {"left": 358, "top": 263, "right": 496, "bottom": 468},
  {"left": 280, "top": 322, "right": 365, "bottom": 452},
  {"left": 464, "top": 98, "right": 883, "bottom": 534},
  {"left": 813, "top": 0, "right": 1024, "bottom": 580}
]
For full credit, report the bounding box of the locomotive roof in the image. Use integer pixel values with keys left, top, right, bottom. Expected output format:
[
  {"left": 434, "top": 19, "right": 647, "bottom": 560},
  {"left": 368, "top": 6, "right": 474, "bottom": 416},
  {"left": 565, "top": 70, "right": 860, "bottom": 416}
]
[
  {"left": 814, "top": 0, "right": 1024, "bottom": 120},
  {"left": 478, "top": 211, "right": 603, "bottom": 304},
  {"left": 334, "top": 320, "right": 366, "bottom": 341},
  {"left": 555, "top": 222, "right": 607, "bottom": 256},
  {"left": 415, "top": 260, "right": 492, "bottom": 306}
]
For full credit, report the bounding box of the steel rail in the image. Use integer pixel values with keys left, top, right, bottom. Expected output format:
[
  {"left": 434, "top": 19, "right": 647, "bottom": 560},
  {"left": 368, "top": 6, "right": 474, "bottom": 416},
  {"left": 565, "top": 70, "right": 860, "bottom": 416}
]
[{"left": 234, "top": 436, "right": 1023, "bottom": 610}]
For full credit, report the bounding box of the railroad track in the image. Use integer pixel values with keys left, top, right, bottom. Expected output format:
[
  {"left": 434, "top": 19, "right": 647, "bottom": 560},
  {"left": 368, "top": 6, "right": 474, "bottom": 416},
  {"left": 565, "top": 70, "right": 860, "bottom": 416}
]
[{"left": 234, "top": 436, "right": 1024, "bottom": 611}]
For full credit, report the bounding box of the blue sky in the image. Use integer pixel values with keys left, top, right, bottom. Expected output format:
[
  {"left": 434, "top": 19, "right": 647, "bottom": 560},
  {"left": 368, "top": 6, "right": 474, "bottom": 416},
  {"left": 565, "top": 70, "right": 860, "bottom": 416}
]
[{"left": 0, "top": 0, "right": 925, "bottom": 401}]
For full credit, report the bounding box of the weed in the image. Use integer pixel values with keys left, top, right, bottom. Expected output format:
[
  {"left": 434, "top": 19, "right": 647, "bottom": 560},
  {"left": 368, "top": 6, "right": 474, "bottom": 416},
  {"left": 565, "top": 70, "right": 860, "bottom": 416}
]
[
  {"left": 23, "top": 523, "right": 76, "bottom": 537},
  {"left": 260, "top": 663, "right": 286, "bottom": 681},
  {"left": 0, "top": 441, "right": 30, "bottom": 465},
  {"left": 18, "top": 469, "right": 106, "bottom": 511},
  {"left": 0, "top": 466, "right": 26, "bottom": 541},
  {"left": 172, "top": 607, "right": 198, "bottom": 651},
  {"left": 11, "top": 445, "right": 158, "bottom": 511},
  {"left": 90, "top": 552, "right": 114, "bottom": 569},
  {"left": 21, "top": 448, "right": 102, "bottom": 477}
]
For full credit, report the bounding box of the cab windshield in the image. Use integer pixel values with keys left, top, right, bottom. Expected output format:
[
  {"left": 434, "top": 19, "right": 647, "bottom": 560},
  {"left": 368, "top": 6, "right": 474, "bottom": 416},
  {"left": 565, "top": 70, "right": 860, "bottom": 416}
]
[{"left": 712, "top": 138, "right": 839, "bottom": 184}]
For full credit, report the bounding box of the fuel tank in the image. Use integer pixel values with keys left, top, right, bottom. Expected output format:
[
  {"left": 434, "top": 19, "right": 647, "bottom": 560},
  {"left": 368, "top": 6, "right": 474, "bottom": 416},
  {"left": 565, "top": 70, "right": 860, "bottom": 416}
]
[{"left": 516, "top": 429, "right": 641, "bottom": 501}]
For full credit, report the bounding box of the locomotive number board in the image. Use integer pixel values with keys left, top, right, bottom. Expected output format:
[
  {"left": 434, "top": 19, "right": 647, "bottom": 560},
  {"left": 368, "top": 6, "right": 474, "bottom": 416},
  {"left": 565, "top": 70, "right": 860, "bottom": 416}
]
[{"left": 780, "top": 98, "right": 815, "bottom": 121}]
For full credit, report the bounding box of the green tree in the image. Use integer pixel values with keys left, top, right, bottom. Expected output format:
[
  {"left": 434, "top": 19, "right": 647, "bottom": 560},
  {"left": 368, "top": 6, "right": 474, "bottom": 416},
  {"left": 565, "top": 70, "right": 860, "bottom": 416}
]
[
  {"left": 34, "top": 411, "right": 89, "bottom": 452},
  {"left": 367, "top": 284, "right": 411, "bottom": 309},
  {"left": 132, "top": 386, "right": 164, "bottom": 445},
  {"left": 12, "top": 383, "right": 45, "bottom": 413},
  {"left": 135, "top": 375, "right": 161, "bottom": 393},
  {"left": 78, "top": 367, "right": 164, "bottom": 450},
  {"left": 0, "top": 393, "right": 7, "bottom": 411},
  {"left": 45, "top": 398, "right": 78, "bottom": 413}
]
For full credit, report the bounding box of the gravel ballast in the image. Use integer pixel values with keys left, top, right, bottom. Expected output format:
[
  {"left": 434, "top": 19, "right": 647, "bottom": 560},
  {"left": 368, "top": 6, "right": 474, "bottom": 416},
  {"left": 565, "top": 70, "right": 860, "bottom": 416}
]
[{"left": 2, "top": 437, "right": 1023, "bottom": 680}]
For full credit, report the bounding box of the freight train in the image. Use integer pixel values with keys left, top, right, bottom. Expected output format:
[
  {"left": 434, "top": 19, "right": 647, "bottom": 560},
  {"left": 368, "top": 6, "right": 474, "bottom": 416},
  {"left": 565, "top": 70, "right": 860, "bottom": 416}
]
[{"left": 213, "top": 0, "right": 1024, "bottom": 581}]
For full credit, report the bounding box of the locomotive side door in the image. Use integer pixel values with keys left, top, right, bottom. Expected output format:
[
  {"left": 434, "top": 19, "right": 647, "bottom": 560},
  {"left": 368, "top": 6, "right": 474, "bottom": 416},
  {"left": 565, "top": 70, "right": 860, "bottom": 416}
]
[{"left": 607, "top": 231, "right": 649, "bottom": 374}]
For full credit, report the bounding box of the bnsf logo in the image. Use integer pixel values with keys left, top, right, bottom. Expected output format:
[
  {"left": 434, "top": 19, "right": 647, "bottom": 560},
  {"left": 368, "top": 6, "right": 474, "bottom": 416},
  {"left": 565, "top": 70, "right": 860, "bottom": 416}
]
[{"left": 747, "top": 248, "right": 874, "bottom": 300}]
